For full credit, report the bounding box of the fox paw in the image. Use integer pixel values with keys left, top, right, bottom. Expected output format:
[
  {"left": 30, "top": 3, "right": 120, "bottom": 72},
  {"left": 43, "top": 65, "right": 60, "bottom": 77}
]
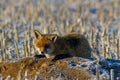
[{"left": 33, "top": 55, "right": 46, "bottom": 62}]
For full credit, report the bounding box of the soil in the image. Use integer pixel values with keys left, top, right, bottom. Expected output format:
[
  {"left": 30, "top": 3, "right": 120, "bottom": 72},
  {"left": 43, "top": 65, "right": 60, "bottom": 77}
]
[{"left": 0, "top": 57, "right": 96, "bottom": 80}]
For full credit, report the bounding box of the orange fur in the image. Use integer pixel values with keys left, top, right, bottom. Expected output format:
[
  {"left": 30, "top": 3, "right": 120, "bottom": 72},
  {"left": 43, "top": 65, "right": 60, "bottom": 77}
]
[{"left": 34, "top": 30, "right": 91, "bottom": 59}]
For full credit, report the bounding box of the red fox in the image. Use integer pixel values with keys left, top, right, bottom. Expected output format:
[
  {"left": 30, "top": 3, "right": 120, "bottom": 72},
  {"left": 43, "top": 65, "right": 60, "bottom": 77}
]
[{"left": 33, "top": 30, "right": 91, "bottom": 61}]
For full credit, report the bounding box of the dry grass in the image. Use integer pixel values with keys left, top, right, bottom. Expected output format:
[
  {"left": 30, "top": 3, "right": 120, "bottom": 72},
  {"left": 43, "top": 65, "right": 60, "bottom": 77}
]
[{"left": 0, "top": 0, "right": 120, "bottom": 79}]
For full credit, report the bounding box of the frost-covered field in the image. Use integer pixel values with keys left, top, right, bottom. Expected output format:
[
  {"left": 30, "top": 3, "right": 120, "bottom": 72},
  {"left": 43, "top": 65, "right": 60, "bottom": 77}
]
[{"left": 0, "top": 0, "right": 120, "bottom": 80}]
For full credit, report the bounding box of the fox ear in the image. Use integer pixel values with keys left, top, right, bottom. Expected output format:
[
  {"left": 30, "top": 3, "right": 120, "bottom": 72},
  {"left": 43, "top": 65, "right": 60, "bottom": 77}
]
[
  {"left": 50, "top": 34, "right": 57, "bottom": 42},
  {"left": 34, "top": 30, "right": 42, "bottom": 38}
]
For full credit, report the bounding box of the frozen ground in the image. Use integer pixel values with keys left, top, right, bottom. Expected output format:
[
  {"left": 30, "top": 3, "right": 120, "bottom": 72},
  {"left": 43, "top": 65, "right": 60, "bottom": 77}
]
[
  {"left": 0, "top": 0, "right": 120, "bottom": 80},
  {"left": 0, "top": 57, "right": 112, "bottom": 80}
]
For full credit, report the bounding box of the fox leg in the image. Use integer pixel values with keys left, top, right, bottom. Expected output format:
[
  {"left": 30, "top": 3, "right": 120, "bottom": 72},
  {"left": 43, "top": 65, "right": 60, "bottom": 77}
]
[
  {"left": 33, "top": 54, "right": 46, "bottom": 62},
  {"left": 52, "top": 54, "right": 72, "bottom": 61},
  {"left": 29, "top": 55, "right": 46, "bottom": 66},
  {"left": 34, "top": 54, "right": 46, "bottom": 58}
]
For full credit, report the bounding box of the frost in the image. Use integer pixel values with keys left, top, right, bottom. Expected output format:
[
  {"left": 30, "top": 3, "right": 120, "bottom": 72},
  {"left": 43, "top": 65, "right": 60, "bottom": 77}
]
[{"left": 67, "top": 59, "right": 110, "bottom": 80}]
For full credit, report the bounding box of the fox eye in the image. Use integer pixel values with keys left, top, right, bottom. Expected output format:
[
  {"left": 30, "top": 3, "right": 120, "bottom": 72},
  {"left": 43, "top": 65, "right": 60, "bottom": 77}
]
[
  {"left": 45, "top": 44, "right": 50, "bottom": 48},
  {"left": 36, "top": 43, "right": 41, "bottom": 47}
]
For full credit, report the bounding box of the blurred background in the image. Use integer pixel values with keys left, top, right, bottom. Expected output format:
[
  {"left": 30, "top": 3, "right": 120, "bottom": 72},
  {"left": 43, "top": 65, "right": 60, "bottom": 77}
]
[{"left": 0, "top": 0, "right": 120, "bottom": 61}]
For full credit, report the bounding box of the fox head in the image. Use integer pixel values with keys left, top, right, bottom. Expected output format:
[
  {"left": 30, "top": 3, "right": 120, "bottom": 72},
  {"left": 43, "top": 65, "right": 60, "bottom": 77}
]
[{"left": 34, "top": 30, "right": 57, "bottom": 55}]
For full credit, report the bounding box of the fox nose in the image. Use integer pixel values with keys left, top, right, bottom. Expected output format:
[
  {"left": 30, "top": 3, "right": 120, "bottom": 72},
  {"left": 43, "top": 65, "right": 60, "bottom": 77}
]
[
  {"left": 41, "top": 51, "right": 44, "bottom": 54},
  {"left": 41, "top": 50, "right": 47, "bottom": 54}
]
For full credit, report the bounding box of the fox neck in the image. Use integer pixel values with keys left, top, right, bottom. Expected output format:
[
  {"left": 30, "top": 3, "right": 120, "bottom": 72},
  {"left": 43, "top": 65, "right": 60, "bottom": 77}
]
[
  {"left": 54, "top": 36, "right": 67, "bottom": 53},
  {"left": 54, "top": 36, "right": 63, "bottom": 46}
]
